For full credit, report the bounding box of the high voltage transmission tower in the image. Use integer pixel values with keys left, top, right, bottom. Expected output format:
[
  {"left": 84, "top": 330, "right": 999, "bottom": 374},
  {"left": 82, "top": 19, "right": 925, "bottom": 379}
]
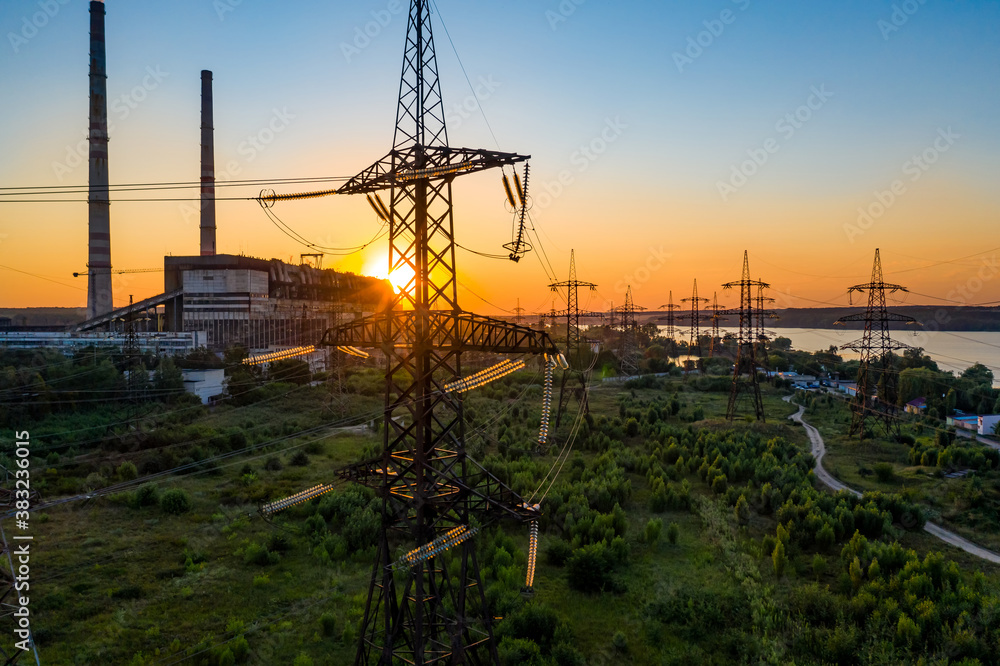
[
  {"left": 706, "top": 291, "right": 728, "bottom": 357},
  {"left": 723, "top": 252, "right": 774, "bottom": 421},
  {"left": 512, "top": 298, "right": 525, "bottom": 325},
  {"left": 259, "top": 2, "right": 561, "bottom": 662},
  {"left": 548, "top": 250, "right": 597, "bottom": 367},
  {"left": 754, "top": 281, "right": 778, "bottom": 374},
  {"left": 835, "top": 248, "right": 919, "bottom": 440},
  {"left": 548, "top": 250, "right": 598, "bottom": 425},
  {"left": 616, "top": 286, "right": 642, "bottom": 376},
  {"left": 658, "top": 291, "right": 681, "bottom": 356},
  {"left": 679, "top": 279, "right": 710, "bottom": 358}
]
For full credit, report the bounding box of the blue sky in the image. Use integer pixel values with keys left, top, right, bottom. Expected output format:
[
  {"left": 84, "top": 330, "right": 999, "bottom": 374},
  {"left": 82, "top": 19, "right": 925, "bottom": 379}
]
[{"left": 1, "top": 0, "right": 998, "bottom": 313}]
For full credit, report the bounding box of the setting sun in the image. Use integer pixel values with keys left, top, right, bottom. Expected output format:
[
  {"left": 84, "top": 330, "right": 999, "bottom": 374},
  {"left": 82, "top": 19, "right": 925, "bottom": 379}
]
[{"left": 363, "top": 253, "right": 416, "bottom": 294}]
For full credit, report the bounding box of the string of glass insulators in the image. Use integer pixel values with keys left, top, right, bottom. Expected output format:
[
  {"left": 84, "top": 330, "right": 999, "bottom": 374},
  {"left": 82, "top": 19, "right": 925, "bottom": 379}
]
[
  {"left": 260, "top": 483, "right": 336, "bottom": 517},
  {"left": 443, "top": 359, "right": 526, "bottom": 393},
  {"left": 393, "top": 525, "right": 480, "bottom": 570},
  {"left": 243, "top": 345, "right": 317, "bottom": 366},
  {"left": 336, "top": 346, "right": 370, "bottom": 358},
  {"left": 524, "top": 519, "right": 540, "bottom": 591},
  {"left": 538, "top": 357, "right": 555, "bottom": 446}
]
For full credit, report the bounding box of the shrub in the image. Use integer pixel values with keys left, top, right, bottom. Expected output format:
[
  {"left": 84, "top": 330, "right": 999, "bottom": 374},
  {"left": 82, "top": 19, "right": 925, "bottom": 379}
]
[
  {"left": 812, "top": 553, "right": 827, "bottom": 579},
  {"left": 666, "top": 522, "right": 679, "bottom": 545},
  {"left": 644, "top": 518, "right": 663, "bottom": 545},
  {"left": 612, "top": 630, "right": 628, "bottom": 653},
  {"left": 772, "top": 541, "right": 787, "bottom": 578},
  {"left": 117, "top": 461, "right": 138, "bottom": 482},
  {"left": 567, "top": 542, "right": 618, "bottom": 593},
  {"left": 873, "top": 463, "right": 895, "bottom": 483},
  {"left": 160, "top": 489, "right": 191, "bottom": 515},
  {"left": 263, "top": 456, "right": 283, "bottom": 472},
  {"left": 266, "top": 532, "right": 291, "bottom": 553},
  {"left": 319, "top": 612, "right": 337, "bottom": 637},
  {"left": 545, "top": 539, "right": 573, "bottom": 566},
  {"left": 290, "top": 451, "right": 310, "bottom": 467},
  {"left": 131, "top": 483, "right": 159, "bottom": 509},
  {"left": 243, "top": 542, "right": 280, "bottom": 566}
]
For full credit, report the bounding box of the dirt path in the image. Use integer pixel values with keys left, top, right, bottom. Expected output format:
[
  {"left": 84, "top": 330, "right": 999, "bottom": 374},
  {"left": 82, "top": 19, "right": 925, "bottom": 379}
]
[{"left": 784, "top": 397, "right": 1000, "bottom": 565}]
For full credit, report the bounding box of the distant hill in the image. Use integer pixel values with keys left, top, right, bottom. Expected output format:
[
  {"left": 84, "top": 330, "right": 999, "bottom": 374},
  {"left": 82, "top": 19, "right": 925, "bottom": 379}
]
[
  {"left": 634, "top": 306, "right": 1000, "bottom": 331},
  {"left": 767, "top": 306, "right": 1000, "bottom": 331},
  {"left": 0, "top": 307, "right": 87, "bottom": 327}
]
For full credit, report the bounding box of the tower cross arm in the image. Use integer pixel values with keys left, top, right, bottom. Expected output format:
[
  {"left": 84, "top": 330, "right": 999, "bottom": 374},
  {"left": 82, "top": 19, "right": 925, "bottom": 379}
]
[
  {"left": 834, "top": 312, "right": 920, "bottom": 324},
  {"left": 847, "top": 282, "right": 908, "bottom": 294},
  {"left": 338, "top": 146, "right": 530, "bottom": 195}
]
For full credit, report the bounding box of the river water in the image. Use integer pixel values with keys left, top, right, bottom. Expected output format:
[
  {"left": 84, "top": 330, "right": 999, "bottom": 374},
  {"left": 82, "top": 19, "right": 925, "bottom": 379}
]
[{"left": 651, "top": 326, "right": 1000, "bottom": 384}]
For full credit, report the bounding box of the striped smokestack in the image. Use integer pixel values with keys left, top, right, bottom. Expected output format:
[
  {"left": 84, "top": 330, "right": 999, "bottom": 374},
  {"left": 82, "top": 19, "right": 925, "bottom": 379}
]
[
  {"left": 87, "top": 0, "right": 112, "bottom": 319},
  {"left": 200, "top": 70, "right": 216, "bottom": 256}
]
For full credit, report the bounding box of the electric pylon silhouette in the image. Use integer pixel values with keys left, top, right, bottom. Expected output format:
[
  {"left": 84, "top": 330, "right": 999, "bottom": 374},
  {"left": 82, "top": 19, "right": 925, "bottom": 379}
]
[
  {"left": 617, "top": 286, "right": 641, "bottom": 375},
  {"left": 658, "top": 291, "right": 681, "bottom": 356},
  {"left": 679, "top": 279, "right": 710, "bottom": 357},
  {"left": 754, "top": 282, "right": 777, "bottom": 373},
  {"left": 706, "top": 292, "right": 728, "bottom": 357},
  {"left": 835, "top": 249, "right": 918, "bottom": 440},
  {"left": 548, "top": 250, "right": 597, "bottom": 367},
  {"left": 513, "top": 298, "right": 525, "bottom": 325},
  {"left": 282, "top": 3, "right": 561, "bottom": 662},
  {"left": 723, "top": 252, "right": 774, "bottom": 421},
  {"left": 549, "top": 250, "right": 597, "bottom": 425}
]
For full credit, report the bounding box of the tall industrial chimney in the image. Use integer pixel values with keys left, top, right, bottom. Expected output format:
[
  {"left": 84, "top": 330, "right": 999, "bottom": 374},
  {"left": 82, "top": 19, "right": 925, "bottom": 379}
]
[
  {"left": 200, "top": 70, "right": 216, "bottom": 256},
  {"left": 87, "top": 0, "right": 112, "bottom": 319}
]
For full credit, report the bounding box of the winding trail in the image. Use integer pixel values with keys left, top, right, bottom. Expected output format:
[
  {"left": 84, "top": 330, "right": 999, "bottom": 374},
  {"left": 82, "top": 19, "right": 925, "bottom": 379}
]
[{"left": 784, "top": 397, "right": 1000, "bottom": 565}]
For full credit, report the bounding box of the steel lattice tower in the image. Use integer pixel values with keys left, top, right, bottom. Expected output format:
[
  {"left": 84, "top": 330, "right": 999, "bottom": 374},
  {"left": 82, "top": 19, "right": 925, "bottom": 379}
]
[
  {"left": 835, "top": 249, "right": 917, "bottom": 440},
  {"left": 723, "top": 252, "right": 773, "bottom": 421},
  {"left": 754, "top": 282, "right": 777, "bottom": 373},
  {"left": 658, "top": 291, "right": 681, "bottom": 356},
  {"left": 548, "top": 250, "right": 597, "bottom": 367},
  {"left": 617, "top": 286, "right": 641, "bottom": 375},
  {"left": 679, "top": 279, "right": 710, "bottom": 357},
  {"left": 310, "top": 3, "right": 559, "bottom": 662},
  {"left": 706, "top": 292, "right": 727, "bottom": 357},
  {"left": 549, "top": 250, "right": 597, "bottom": 425}
]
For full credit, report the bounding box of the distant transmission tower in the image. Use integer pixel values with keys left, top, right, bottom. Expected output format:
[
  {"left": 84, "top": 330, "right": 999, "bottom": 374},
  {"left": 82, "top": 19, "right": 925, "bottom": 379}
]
[
  {"left": 755, "top": 282, "right": 777, "bottom": 373},
  {"left": 513, "top": 298, "right": 525, "bottom": 325},
  {"left": 835, "top": 248, "right": 918, "bottom": 440},
  {"left": 658, "top": 291, "right": 681, "bottom": 356},
  {"left": 617, "top": 286, "right": 641, "bottom": 376},
  {"left": 680, "top": 279, "right": 710, "bottom": 357},
  {"left": 549, "top": 250, "right": 597, "bottom": 424},
  {"left": 706, "top": 292, "right": 727, "bottom": 357},
  {"left": 723, "top": 252, "right": 773, "bottom": 421}
]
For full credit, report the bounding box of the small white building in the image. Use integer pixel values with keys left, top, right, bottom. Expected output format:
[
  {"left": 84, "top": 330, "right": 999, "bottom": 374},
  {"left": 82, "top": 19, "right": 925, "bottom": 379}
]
[
  {"left": 978, "top": 414, "right": 1000, "bottom": 437},
  {"left": 182, "top": 368, "right": 225, "bottom": 404}
]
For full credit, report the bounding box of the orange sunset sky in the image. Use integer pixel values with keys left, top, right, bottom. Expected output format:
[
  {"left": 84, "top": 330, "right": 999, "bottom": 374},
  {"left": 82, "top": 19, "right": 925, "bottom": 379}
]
[{"left": 1, "top": 0, "right": 998, "bottom": 316}]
